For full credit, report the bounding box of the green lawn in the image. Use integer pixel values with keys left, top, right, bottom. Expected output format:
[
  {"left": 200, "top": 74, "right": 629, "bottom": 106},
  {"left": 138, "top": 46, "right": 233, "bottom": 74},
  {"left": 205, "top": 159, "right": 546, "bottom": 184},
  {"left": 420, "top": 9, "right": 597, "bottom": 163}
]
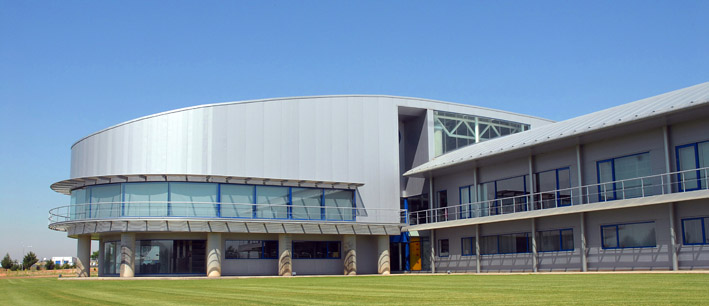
[{"left": 1, "top": 274, "right": 707, "bottom": 305}]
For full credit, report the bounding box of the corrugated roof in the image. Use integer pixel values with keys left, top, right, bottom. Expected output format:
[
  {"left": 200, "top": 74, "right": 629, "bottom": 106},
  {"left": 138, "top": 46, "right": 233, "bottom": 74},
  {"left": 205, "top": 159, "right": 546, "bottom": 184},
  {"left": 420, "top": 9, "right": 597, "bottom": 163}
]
[{"left": 405, "top": 82, "right": 709, "bottom": 176}]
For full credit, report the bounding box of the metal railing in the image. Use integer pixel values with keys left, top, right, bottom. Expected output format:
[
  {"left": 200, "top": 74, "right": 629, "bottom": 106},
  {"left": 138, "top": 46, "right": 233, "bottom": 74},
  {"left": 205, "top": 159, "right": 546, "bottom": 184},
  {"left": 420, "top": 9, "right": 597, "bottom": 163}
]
[
  {"left": 48, "top": 201, "right": 407, "bottom": 225},
  {"left": 408, "top": 167, "right": 709, "bottom": 226}
]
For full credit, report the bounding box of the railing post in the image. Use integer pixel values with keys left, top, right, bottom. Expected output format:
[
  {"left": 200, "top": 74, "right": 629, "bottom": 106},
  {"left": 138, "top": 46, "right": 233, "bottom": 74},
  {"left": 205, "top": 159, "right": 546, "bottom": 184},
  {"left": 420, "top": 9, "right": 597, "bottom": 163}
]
[{"left": 641, "top": 178, "right": 645, "bottom": 197}]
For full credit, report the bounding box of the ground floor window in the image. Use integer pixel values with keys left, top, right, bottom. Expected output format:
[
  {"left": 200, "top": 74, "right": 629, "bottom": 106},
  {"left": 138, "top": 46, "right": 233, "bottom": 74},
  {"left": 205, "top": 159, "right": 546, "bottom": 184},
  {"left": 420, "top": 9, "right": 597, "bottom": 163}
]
[
  {"left": 537, "top": 229, "right": 574, "bottom": 252},
  {"left": 135, "top": 240, "right": 206, "bottom": 275},
  {"left": 601, "top": 222, "right": 656, "bottom": 249},
  {"left": 438, "top": 239, "right": 449, "bottom": 257},
  {"left": 225, "top": 240, "right": 278, "bottom": 259},
  {"left": 103, "top": 241, "right": 120, "bottom": 275},
  {"left": 461, "top": 237, "right": 475, "bottom": 256},
  {"left": 292, "top": 241, "right": 341, "bottom": 259},
  {"left": 682, "top": 217, "right": 709, "bottom": 245},
  {"left": 480, "top": 232, "right": 530, "bottom": 255}
]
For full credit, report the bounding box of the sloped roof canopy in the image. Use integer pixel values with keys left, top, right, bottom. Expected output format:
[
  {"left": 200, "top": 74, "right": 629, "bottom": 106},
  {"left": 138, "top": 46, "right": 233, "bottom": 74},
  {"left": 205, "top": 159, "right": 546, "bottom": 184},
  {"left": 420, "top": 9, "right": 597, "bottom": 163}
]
[{"left": 405, "top": 82, "right": 709, "bottom": 177}]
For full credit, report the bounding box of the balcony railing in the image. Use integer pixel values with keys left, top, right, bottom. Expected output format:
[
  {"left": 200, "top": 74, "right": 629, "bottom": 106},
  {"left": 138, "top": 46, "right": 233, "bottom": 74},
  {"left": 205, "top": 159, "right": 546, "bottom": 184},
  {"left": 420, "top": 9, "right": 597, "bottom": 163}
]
[
  {"left": 408, "top": 167, "right": 709, "bottom": 226},
  {"left": 49, "top": 202, "right": 407, "bottom": 225}
]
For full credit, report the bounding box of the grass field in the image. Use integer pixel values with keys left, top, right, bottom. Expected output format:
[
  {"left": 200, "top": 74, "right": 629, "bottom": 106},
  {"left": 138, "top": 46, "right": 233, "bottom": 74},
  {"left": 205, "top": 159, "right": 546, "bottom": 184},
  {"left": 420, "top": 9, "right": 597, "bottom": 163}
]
[{"left": 1, "top": 273, "right": 708, "bottom": 305}]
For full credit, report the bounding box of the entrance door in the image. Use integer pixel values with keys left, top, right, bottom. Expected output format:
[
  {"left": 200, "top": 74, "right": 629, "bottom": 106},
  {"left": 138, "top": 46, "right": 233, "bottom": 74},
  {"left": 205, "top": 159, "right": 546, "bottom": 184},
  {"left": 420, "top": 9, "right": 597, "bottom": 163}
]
[{"left": 409, "top": 237, "right": 421, "bottom": 271}]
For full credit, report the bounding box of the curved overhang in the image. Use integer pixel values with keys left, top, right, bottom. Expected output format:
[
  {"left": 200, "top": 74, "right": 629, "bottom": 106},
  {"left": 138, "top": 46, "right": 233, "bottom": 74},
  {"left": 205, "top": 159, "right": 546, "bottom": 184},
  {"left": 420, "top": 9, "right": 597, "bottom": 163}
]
[
  {"left": 50, "top": 218, "right": 403, "bottom": 239},
  {"left": 51, "top": 174, "right": 364, "bottom": 195}
]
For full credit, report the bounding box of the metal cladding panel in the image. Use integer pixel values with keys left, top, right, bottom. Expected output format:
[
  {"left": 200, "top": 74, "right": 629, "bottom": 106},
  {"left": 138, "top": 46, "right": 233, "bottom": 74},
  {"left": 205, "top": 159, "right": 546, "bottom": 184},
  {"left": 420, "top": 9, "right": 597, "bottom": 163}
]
[
  {"left": 336, "top": 224, "right": 355, "bottom": 235},
  {"left": 82, "top": 222, "right": 96, "bottom": 234},
  {"left": 208, "top": 222, "right": 228, "bottom": 232},
  {"left": 265, "top": 223, "right": 285, "bottom": 233},
  {"left": 168, "top": 221, "right": 189, "bottom": 232},
  {"left": 96, "top": 221, "right": 111, "bottom": 232},
  {"left": 227, "top": 222, "right": 248, "bottom": 233},
  {"left": 369, "top": 225, "right": 386, "bottom": 235},
  {"left": 111, "top": 221, "right": 127, "bottom": 232},
  {"left": 147, "top": 221, "right": 168, "bottom": 231},
  {"left": 188, "top": 221, "right": 209, "bottom": 232},
  {"left": 302, "top": 224, "right": 322, "bottom": 234},
  {"left": 353, "top": 224, "right": 371, "bottom": 235},
  {"left": 127, "top": 221, "right": 146, "bottom": 232},
  {"left": 246, "top": 223, "right": 267, "bottom": 233},
  {"left": 319, "top": 224, "right": 338, "bottom": 234},
  {"left": 66, "top": 96, "right": 549, "bottom": 225},
  {"left": 283, "top": 223, "right": 305, "bottom": 234}
]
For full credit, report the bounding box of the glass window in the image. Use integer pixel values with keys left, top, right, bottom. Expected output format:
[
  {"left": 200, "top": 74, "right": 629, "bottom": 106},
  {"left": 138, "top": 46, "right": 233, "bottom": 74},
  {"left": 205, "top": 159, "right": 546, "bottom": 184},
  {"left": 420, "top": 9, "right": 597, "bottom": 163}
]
[
  {"left": 601, "top": 222, "right": 656, "bottom": 249},
  {"left": 438, "top": 239, "right": 449, "bottom": 257},
  {"left": 136, "top": 240, "right": 173, "bottom": 274},
  {"left": 537, "top": 229, "right": 574, "bottom": 252},
  {"left": 682, "top": 218, "right": 708, "bottom": 245},
  {"left": 220, "top": 185, "right": 254, "bottom": 218},
  {"left": 292, "top": 241, "right": 340, "bottom": 259},
  {"left": 460, "top": 186, "right": 473, "bottom": 218},
  {"left": 480, "top": 235, "right": 498, "bottom": 255},
  {"left": 461, "top": 237, "right": 475, "bottom": 256},
  {"left": 498, "top": 233, "right": 530, "bottom": 254},
  {"left": 225, "top": 240, "right": 278, "bottom": 259},
  {"left": 255, "top": 186, "right": 289, "bottom": 219},
  {"left": 169, "top": 183, "right": 218, "bottom": 217},
  {"left": 676, "top": 141, "right": 709, "bottom": 191},
  {"left": 124, "top": 183, "right": 168, "bottom": 217},
  {"left": 433, "top": 111, "right": 529, "bottom": 156},
  {"left": 70, "top": 188, "right": 89, "bottom": 220},
  {"left": 324, "top": 189, "right": 354, "bottom": 221},
  {"left": 90, "top": 184, "right": 122, "bottom": 218},
  {"left": 495, "top": 176, "right": 528, "bottom": 214},
  {"left": 597, "top": 153, "right": 651, "bottom": 201},
  {"left": 103, "top": 241, "right": 120, "bottom": 275},
  {"left": 535, "top": 168, "right": 572, "bottom": 209},
  {"left": 291, "top": 188, "right": 322, "bottom": 220}
]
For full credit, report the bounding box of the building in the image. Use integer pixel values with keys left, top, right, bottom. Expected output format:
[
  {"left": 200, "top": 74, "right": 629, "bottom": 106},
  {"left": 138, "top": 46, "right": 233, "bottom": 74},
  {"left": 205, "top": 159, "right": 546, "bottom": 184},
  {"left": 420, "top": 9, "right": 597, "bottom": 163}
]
[
  {"left": 48, "top": 95, "right": 550, "bottom": 277},
  {"left": 49, "top": 83, "right": 709, "bottom": 276},
  {"left": 404, "top": 82, "right": 709, "bottom": 272},
  {"left": 51, "top": 257, "right": 74, "bottom": 266}
]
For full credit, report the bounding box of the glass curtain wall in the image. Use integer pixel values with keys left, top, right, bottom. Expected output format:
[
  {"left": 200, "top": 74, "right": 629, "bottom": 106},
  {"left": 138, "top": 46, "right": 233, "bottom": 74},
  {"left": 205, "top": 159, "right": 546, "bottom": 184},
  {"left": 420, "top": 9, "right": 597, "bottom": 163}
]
[
  {"left": 169, "top": 183, "right": 218, "bottom": 217},
  {"left": 292, "top": 188, "right": 322, "bottom": 220},
  {"left": 135, "top": 240, "right": 206, "bottom": 275},
  {"left": 103, "top": 241, "right": 120, "bottom": 275},
  {"left": 220, "top": 185, "right": 254, "bottom": 218},
  {"left": 255, "top": 186, "right": 289, "bottom": 219},
  {"left": 324, "top": 190, "right": 354, "bottom": 221},
  {"left": 124, "top": 183, "right": 168, "bottom": 217},
  {"left": 90, "top": 184, "right": 121, "bottom": 218}
]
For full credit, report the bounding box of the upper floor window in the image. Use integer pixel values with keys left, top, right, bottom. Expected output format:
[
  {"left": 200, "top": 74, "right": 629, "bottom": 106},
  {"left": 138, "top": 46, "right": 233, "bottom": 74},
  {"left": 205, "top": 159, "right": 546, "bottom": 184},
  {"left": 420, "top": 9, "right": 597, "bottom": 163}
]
[
  {"left": 676, "top": 141, "right": 709, "bottom": 191},
  {"left": 534, "top": 168, "right": 572, "bottom": 209},
  {"left": 480, "top": 175, "right": 529, "bottom": 215},
  {"left": 597, "top": 153, "right": 652, "bottom": 201}
]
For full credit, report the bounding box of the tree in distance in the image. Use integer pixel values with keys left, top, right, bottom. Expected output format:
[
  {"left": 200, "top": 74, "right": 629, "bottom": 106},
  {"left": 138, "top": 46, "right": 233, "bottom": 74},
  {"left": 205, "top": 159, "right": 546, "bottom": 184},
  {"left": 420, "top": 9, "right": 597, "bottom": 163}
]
[
  {"left": 91, "top": 251, "right": 99, "bottom": 260},
  {"left": 44, "top": 260, "right": 55, "bottom": 270},
  {"left": 1, "top": 253, "right": 12, "bottom": 269},
  {"left": 22, "top": 252, "right": 38, "bottom": 270}
]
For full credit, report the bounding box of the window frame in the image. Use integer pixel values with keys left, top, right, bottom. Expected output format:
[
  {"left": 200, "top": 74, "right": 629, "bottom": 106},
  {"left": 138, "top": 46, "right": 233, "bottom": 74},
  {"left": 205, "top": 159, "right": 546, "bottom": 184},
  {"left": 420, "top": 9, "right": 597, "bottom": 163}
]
[
  {"left": 534, "top": 167, "right": 572, "bottom": 208},
  {"left": 600, "top": 221, "right": 657, "bottom": 249},
  {"left": 291, "top": 241, "right": 342, "bottom": 259},
  {"left": 681, "top": 217, "right": 709, "bottom": 245},
  {"left": 596, "top": 152, "right": 651, "bottom": 202},
  {"left": 225, "top": 240, "right": 279, "bottom": 260},
  {"left": 461, "top": 237, "right": 475, "bottom": 256},
  {"left": 536, "top": 228, "right": 574, "bottom": 252},
  {"left": 675, "top": 141, "right": 709, "bottom": 192},
  {"left": 479, "top": 232, "right": 531, "bottom": 255}
]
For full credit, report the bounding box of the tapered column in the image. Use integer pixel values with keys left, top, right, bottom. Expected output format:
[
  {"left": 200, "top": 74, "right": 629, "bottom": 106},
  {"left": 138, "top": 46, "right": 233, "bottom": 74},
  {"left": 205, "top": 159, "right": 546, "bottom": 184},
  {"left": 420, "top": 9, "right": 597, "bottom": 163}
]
[
  {"left": 580, "top": 213, "right": 588, "bottom": 272},
  {"left": 343, "top": 235, "right": 357, "bottom": 275},
  {"left": 668, "top": 203, "right": 679, "bottom": 270},
  {"left": 207, "top": 233, "right": 222, "bottom": 277},
  {"left": 120, "top": 233, "right": 135, "bottom": 278},
  {"left": 76, "top": 234, "right": 91, "bottom": 277},
  {"left": 98, "top": 236, "right": 105, "bottom": 277},
  {"left": 377, "top": 235, "right": 390, "bottom": 275},
  {"left": 278, "top": 234, "right": 292, "bottom": 276}
]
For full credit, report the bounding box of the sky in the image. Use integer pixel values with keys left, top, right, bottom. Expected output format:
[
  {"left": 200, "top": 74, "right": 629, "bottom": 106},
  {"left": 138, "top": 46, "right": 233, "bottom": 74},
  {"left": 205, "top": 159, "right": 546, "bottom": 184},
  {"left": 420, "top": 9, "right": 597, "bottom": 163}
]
[{"left": 0, "top": 1, "right": 707, "bottom": 261}]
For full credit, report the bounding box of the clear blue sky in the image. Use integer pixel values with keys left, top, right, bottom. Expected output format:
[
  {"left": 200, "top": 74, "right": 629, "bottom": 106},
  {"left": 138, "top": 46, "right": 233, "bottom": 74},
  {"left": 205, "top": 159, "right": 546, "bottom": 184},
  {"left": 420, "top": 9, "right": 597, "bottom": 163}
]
[{"left": 1, "top": 1, "right": 707, "bottom": 260}]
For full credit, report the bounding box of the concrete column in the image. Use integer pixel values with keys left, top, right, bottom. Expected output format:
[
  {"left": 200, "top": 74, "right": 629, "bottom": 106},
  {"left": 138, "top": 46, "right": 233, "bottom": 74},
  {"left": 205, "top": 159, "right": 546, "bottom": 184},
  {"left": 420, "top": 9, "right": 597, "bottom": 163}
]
[
  {"left": 528, "top": 155, "right": 535, "bottom": 210},
  {"left": 278, "top": 234, "right": 292, "bottom": 276},
  {"left": 120, "top": 233, "right": 135, "bottom": 278},
  {"left": 430, "top": 229, "right": 436, "bottom": 273},
  {"left": 576, "top": 144, "right": 584, "bottom": 204},
  {"left": 377, "top": 235, "right": 390, "bottom": 275},
  {"left": 668, "top": 202, "right": 679, "bottom": 270},
  {"left": 531, "top": 218, "right": 538, "bottom": 272},
  {"left": 343, "top": 235, "right": 357, "bottom": 275},
  {"left": 579, "top": 212, "right": 588, "bottom": 272},
  {"left": 98, "top": 236, "right": 105, "bottom": 277},
  {"left": 663, "top": 126, "right": 672, "bottom": 194},
  {"left": 207, "top": 233, "right": 222, "bottom": 277},
  {"left": 475, "top": 224, "right": 481, "bottom": 273},
  {"left": 76, "top": 234, "right": 91, "bottom": 277}
]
